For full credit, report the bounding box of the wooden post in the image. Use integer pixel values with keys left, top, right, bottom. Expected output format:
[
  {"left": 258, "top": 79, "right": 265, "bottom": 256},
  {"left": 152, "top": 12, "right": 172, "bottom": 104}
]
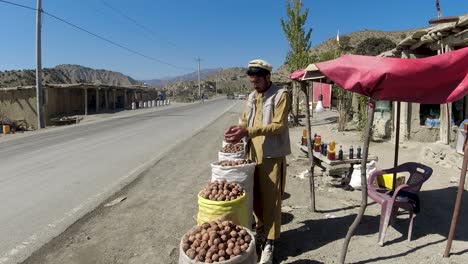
[
  {"left": 339, "top": 99, "right": 375, "bottom": 264},
  {"left": 300, "top": 81, "right": 316, "bottom": 212},
  {"left": 295, "top": 82, "right": 300, "bottom": 125},
  {"left": 105, "top": 89, "right": 109, "bottom": 111},
  {"left": 112, "top": 89, "right": 116, "bottom": 110},
  {"left": 84, "top": 88, "right": 88, "bottom": 115},
  {"left": 444, "top": 131, "right": 468, "bottom": 257},
  {"left": 95, "top": 88, "right": 99, "bottom": 113},
  {"left": 124, "top": 89, "right": 128, "bottom": 110}
]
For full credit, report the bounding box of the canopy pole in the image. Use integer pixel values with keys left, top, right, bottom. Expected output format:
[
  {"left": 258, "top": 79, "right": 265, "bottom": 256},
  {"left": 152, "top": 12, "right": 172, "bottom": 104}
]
[
  {"left": 393, "top": 101, "right": 401, "bottom": 191},
  {"left": 444, "top": 129, "right": 468, "bottom": 257},
  {"left": 339, "top": 99, "right": 375, "bottom": 264},
  {"left": 300, "top": 81, "right": 316, "bottom": 212}
]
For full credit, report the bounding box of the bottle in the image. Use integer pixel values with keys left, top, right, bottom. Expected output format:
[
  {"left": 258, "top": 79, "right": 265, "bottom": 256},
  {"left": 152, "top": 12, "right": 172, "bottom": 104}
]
[
  {"left": 302, "top": 129, "right": 307, "bottom": 146},
  {"left": 323, "top": 144, "right": 328, "bottom": 156},
  {"left": 357, "top": 146, "right": 362, "bottom": 159},
  {"left": 328, "top": 141, "right": 336, "bottom": 160},
  {"left": 349, "top": 145, "right": 354, "bottom": 159},
  {"left": 338, "top": 145, "right": 344, "bottom": 160},
  {"left": 314, "top": 135, "right": 321, "bottom": 152}
]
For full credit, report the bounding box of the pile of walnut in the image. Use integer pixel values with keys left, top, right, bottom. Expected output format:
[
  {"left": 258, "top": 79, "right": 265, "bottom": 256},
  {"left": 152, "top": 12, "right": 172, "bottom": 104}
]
[
  {"left": 217, "top": 160, "right": 249, "bottom": 167},
  {"left": 182, "top": 220, "right": 252, "bottom": 262},
  {"left": 221, "top": 143, "right": 244, "bottom": 153},
  {"left": 200, "top": 180, "right": 244, "bottom": 201}
]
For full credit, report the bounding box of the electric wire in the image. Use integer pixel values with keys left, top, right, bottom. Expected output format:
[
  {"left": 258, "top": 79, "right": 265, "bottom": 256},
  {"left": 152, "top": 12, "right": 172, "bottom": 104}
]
[{"left": 0, "top": 0, "right": 195, "bottom": 71}]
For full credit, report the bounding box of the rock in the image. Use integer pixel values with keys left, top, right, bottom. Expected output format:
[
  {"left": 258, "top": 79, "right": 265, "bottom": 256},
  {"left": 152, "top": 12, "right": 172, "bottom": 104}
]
[{"left": 422, "top": 143, "right": 462, "bottom": 170}]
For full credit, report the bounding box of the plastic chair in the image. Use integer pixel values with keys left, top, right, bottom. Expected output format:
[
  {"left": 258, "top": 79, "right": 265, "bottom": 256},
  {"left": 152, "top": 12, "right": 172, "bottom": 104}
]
[{"left": 367, "top": 162, "right": 433, "bottom": 246}]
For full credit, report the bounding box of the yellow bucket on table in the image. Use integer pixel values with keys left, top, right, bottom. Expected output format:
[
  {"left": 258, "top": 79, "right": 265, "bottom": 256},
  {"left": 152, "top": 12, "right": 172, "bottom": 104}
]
[
  {"left": 377, "top": 173, "right": 406, "bottom": 189},
  {"left": 2, "top": 124, "right": 10, "bottom": 134}
]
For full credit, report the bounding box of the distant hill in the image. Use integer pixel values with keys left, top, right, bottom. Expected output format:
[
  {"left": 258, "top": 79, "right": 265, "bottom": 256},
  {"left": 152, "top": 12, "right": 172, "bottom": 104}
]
[
  {"left": 275, "top": 28, "right": 421, "bottom": 77},
  {"left": 143, "top": 68, "right": 223, "bottom": 86},
  {"left": 0, "top": 64, "right": 141, "bottom": 88},
  {"left": 0, "top": 28, "right": 423, "bottom": 92}
]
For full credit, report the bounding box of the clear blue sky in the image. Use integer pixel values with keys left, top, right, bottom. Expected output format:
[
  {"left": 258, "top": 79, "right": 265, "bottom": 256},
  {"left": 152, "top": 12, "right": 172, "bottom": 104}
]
[{"left": 0, "top": 0, "right": 466, "bottom": 80}]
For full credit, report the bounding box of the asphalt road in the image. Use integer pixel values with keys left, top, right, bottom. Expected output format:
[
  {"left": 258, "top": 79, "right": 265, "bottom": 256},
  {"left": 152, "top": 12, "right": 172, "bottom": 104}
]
[{"left": 0, "top": 99, "right": 241, "bottom": 264}]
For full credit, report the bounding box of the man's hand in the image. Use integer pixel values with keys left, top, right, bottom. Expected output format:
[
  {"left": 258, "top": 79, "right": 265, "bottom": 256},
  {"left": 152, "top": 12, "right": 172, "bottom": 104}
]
[{"left": 224, "top": 125, "right": 248, "bottom": 144}]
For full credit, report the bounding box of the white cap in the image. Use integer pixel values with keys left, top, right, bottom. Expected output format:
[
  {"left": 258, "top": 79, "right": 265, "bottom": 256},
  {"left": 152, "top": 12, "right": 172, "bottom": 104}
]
[{"left": 247, "top": 59, "right": 272, "bottom": 72}]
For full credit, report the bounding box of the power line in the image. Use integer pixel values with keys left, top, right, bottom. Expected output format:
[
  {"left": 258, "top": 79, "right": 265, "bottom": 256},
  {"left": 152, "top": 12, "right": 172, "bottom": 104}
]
[
  {"left": 0, "top": 0, "right": 35, "bottom": 11},
  {"left": 0, "top": 0, "right": 194, "bottom": 71},
  {"left": 100, "top": 0, "right": 179, "bottom": 48}
]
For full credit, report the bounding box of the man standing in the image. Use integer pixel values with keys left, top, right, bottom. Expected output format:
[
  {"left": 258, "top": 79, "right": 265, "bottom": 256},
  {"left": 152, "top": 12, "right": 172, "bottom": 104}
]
[{"left": 224, "top": 59, "right": 291, "bottom": 264}]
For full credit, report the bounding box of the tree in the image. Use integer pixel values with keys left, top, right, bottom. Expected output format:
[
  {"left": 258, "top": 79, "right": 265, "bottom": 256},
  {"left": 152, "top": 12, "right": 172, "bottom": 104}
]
[
  {"left": 314, "top": 43, "right": 352, "bottom": 132},
  {"left": 355, "top": 37, "right": 396, "bottom": 56},
  {"left": 280, "top": 0, "right": 312, "bottom": 71},
  {"left": 354, "top": 37, "right": 395, "bottom": 137},
  {"left": 280, "top": 0, "right": 313, "bottom": 125}
]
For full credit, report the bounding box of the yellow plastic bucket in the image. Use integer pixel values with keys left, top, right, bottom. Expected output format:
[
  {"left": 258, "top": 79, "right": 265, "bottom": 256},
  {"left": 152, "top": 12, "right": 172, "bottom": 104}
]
[
  {"left": 2, "top": 124, "right": 10, "bottom": 134},
  {"left": 377, "top": 173, "right": 406, "bottom": 189}
]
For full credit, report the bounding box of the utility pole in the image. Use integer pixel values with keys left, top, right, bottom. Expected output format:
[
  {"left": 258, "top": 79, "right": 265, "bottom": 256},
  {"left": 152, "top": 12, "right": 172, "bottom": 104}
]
[
  {"left": 215, "top": 72, "right": 218, "bottom": 96},
  {"left": 36, "top": 0, "right": 45, "bottom": 128},
  {"left": 195, "top": 57, "right": 202, "bottom": 98}
]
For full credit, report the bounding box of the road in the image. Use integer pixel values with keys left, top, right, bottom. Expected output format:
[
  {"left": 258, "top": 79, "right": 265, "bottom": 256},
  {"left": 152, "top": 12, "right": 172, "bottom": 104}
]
[{"left": 0, "top": 98, "right": 241, "bottom": 264}]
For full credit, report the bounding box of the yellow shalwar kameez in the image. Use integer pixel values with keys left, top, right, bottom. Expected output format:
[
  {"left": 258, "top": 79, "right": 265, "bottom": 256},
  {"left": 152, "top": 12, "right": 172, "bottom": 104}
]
[{"left": 240, "top": 91, "right": 290, "bottom": 240}]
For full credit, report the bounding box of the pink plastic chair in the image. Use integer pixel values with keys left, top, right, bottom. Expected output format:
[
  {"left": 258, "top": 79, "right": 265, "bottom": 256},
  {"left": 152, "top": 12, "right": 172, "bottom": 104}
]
[{"left": 367, "top": 162, "right": 433, "bottom": 246}]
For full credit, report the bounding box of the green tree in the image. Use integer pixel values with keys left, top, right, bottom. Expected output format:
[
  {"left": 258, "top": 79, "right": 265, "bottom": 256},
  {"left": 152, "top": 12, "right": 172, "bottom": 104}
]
[
  {"left": 280, "top": 0, "right": 313, "bottom": 125},
  {"left": 280, "top": 0, "right": 313, "bottom": 71},
  {"left": 355, "top": 37, "right": 396, "bottom": 56}
]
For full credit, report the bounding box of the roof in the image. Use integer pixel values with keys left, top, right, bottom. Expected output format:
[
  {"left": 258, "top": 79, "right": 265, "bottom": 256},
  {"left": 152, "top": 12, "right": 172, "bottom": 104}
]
[
  {"left": 291, "top": 47, "right": 468, "bottom": 104},
  {"left": 381, "top": 14, "right": 468, "bottom": 57}
]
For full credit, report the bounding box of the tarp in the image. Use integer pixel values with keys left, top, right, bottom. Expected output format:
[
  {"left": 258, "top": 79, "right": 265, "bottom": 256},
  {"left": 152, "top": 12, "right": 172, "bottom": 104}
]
[
  {"left": 312, "top": 82, "right": 331, "bottom": 107},
  {"left": 293, "top": 47, "right": 468, "bottom": 104}
]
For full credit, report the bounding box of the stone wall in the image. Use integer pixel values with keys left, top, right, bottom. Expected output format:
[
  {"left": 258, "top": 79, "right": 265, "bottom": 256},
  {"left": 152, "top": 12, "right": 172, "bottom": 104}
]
[
  {"left": 46, "top": 88, "right": 85, "bottom": 118},
  {"left": 409, "top": 103, "right": 440, "bottom": 142},
  {"left": 0, "top": 88, "right": 38, "bottom": 129}
]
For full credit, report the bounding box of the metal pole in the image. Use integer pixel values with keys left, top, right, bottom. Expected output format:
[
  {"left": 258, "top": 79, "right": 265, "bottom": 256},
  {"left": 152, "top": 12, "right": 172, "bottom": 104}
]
[
  {"left": 444, "top": 131, "right": 468, "bottom": 257},
  {"left": 36, "top": 0, "right": 45, "bottom": 128},
  {"left": 393, "top": 101, "right": 401, "bottom": 191}
]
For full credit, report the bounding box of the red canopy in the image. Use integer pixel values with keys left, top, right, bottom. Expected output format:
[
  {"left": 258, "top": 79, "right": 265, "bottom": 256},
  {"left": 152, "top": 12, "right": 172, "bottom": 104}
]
[{"left": 293, "top": 47, "right": 468, "bottom": 104}]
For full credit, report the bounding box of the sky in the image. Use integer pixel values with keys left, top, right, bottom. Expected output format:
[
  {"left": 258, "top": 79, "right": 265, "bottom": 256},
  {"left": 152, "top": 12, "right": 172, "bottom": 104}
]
[{"left": 0, "top": 0, "right": 466, "bottom": 80}]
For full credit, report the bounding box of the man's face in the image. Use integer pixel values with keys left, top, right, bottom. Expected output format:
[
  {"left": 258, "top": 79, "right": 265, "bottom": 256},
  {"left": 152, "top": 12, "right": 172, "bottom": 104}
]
[{"left": 248, "top": 74, "right": 271, "bottom": 93}]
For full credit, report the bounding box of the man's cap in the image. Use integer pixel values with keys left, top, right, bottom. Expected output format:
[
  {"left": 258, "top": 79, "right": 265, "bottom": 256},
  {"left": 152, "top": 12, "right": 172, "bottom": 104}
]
[{"left": 248, "top": 59, "right": 272, "bottom": 72}]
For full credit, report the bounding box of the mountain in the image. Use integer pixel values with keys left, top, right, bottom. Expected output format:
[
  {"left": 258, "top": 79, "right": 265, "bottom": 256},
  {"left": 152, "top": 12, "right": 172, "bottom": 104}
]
[
  {"left": 143, "top": 68, "right": 223, "bottom": 87},
  {"left": 0, "top": 64, "right": 141, "bottom": 88},
  {"left": 275, "top": 28, "right": 420, "bottom": 77},
  {"left": 0, "top": 28, "right": 421, "bottom": 90}
]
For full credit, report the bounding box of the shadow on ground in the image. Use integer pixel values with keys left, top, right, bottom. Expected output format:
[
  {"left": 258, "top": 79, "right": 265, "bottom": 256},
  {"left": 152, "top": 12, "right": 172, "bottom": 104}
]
[{"left": 276, "top": 187, "right": 468, "bottom": 263}]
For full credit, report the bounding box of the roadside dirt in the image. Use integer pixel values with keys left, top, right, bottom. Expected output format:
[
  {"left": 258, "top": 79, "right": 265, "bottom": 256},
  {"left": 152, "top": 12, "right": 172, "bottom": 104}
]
[{"left": 22, "top": 109, "right": 468, "bottom": 264}]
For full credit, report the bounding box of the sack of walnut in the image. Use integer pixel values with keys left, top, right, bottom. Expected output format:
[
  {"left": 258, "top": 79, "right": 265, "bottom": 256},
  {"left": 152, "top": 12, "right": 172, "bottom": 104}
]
[
  {"left": 210, "top": 160, "right": 255, "bottom": 228},
  {"left": 197, "top": 181, "right": 249, "bottom": 228},
  {"left": 218, "top": 143, "right": 246, "bottom": 161},
  {"left": 178, "top": 221, "right": 257, "bottom": 264}
]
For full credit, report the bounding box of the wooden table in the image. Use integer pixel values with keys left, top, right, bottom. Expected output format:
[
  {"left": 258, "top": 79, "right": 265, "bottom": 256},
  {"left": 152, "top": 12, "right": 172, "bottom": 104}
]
[{"left": 299, "top": 144, "right": 379, "bottom": 186}]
